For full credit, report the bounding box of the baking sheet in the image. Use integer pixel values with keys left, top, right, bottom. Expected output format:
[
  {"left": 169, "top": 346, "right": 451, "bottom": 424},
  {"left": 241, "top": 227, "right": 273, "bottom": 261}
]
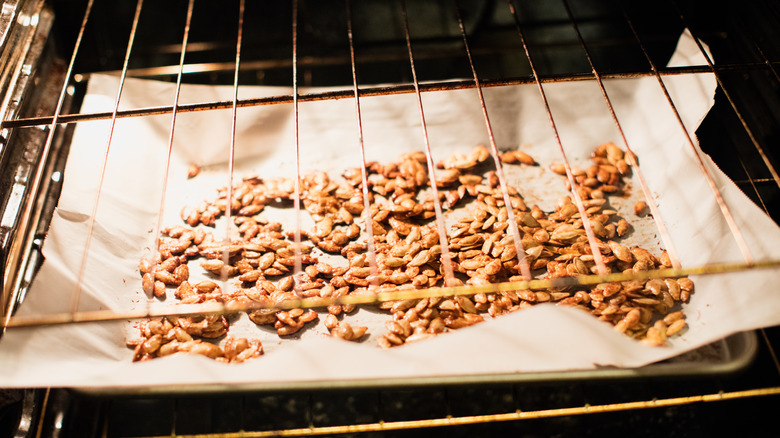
[{"left": 1, "top": 31, "right": 779, "bottom": 389}]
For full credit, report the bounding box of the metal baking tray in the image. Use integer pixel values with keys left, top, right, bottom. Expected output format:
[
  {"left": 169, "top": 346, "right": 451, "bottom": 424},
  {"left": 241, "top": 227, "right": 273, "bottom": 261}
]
[{"left": 69, "top": 330, "right": 756, "bottom": 395}]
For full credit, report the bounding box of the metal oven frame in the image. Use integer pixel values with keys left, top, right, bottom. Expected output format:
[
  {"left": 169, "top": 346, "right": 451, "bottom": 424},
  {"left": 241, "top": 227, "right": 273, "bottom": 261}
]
[{"left": 0, "top": 0, "right": 779, "bottom": 436}]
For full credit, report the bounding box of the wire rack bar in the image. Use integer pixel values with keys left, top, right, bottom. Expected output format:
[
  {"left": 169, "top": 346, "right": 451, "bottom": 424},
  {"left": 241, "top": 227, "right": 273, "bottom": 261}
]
[
  {"left": 64, "top": 45, "right": 780, "bottom": 81},
  {"left": 217, "top": 0, "right": 246, "bottom": 294},
  {"left": 735, "top": 152, "right": 771, "bottom": 214},
  {"left": 145, "top": 0, "right": 195, "bottom": 316},
  {"left": 560, "top": 0, "right": 682, "bottom": 270},
  {"left": 0, "top": 65, "right": 743, "bottom": 130},
  {"left": 291, "top": 0, "right": 304, "bottom": 284},
  {"left": 619, "top": 0, "right": 754, "bottom": 265},
  {"left": 1, "top": 0, "right": 95, "bottom": 332},
  {"left": 662, "top": 2, "right": 779, "bottom": 238},
  {"left": 453, "top": 0, "right": 532, "bottom": 280},
  {"left": 130, "top": 386, "right": 780, "bottom": 438},
  {"left": 506, "top": 0, "right": 610, "bottom": 277},
  {"left": 397, "top": 0, "right": 456, "bottom": 284},
  {"left": 728, "top": 3, "right": 780, "bottom": 84},
  {"left": 69, "top": 0, "right": 144, "bottom": 314},
  {"left": 736, "top": 177, "right": 780, "bottom": 185},
  {"left": 345, "top": 0, "right": 379, "bottom": 284},
  {"left": 759, "top": 328, "right": 780, "bottom": 376},
  {"left": 671, "top": 0, "right": 780, "bottom": 191},
  {"left": 6, "top": 259, "right": 778, "bottom": 329}
]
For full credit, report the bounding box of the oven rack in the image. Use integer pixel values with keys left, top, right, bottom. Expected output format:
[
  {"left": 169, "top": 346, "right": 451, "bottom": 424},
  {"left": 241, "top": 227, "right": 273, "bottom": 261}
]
[
  {"left": 0, "top": 0, "right": 779, "bottom": 435},
  {"left": 1, "top": 0, "right": 777, "bottom": 333}
]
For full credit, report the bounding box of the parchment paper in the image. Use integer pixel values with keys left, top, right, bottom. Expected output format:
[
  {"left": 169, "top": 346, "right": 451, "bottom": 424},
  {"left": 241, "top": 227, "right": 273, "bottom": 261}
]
[{"left": 1, "top": 31, "right": 779, "bottom": 389}]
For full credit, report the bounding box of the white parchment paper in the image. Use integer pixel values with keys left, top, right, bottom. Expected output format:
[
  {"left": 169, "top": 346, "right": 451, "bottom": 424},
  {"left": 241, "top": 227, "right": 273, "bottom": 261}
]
[{"left": 1, "top": 31, "right": 779, "bottom": 389}]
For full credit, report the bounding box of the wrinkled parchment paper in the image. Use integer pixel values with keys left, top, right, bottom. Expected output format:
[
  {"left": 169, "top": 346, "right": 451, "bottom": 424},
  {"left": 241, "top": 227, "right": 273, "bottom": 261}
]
[{"left": 1, "top": 31, "right": 779, "bottom": 389}]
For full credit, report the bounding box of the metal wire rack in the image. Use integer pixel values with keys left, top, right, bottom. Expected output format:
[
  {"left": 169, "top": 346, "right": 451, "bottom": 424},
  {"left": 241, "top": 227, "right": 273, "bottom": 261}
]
[{"left": 0, "top": 0, "right": 779, "bottom": 436}]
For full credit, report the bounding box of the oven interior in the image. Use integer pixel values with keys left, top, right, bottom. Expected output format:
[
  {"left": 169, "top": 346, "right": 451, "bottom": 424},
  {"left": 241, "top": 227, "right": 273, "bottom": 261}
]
[{"left": 1, "top": 0, "right": 780, "bottom": 436}]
